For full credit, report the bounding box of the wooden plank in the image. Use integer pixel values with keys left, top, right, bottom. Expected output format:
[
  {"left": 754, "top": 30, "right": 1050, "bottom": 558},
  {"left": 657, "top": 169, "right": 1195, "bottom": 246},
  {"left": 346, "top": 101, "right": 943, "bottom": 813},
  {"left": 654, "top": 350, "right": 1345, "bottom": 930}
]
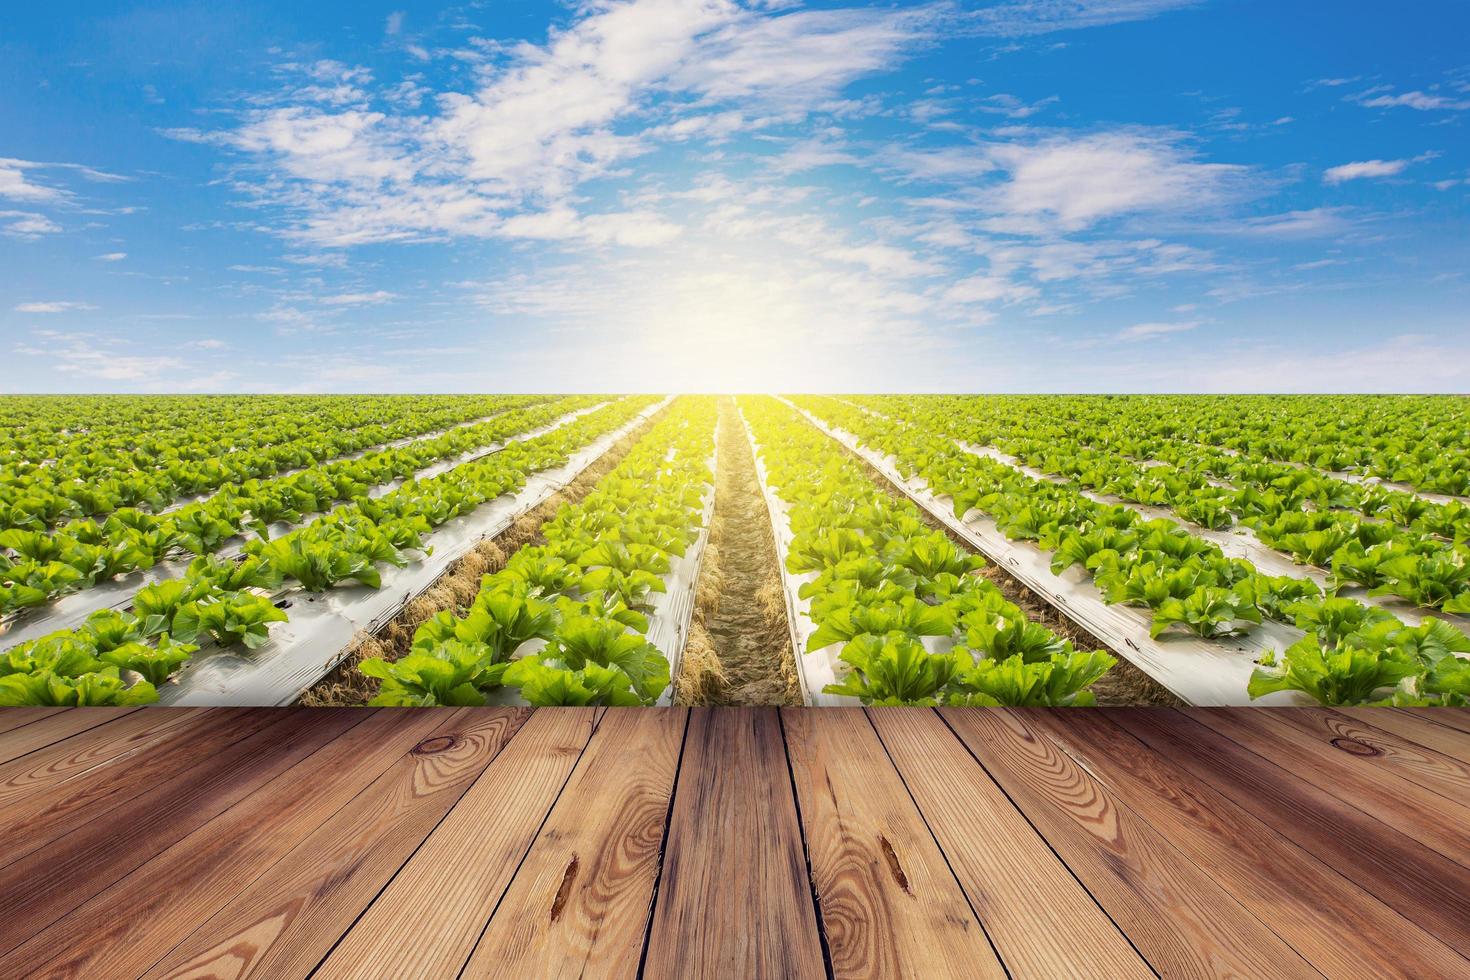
[
  {"left": 644, "top": 708, "right": 825, "bottom": 980},
  {"left": 0, "top": 706, "right": 276, "bottom": 867},
  {"left": 0, "top": 708, "right": 360, "bottom": 961},
  {"left": 781, "top": 707, "right": 1004, "bottom": 980},
  {"left": 0, "top": 707, "right": 141, "bottom": 765},
  {"left": 1027, "top": 709, "right": 1470, "bottom": 980},
  {"left": 0, "top": 708, "right": 201, "bottom": 809},
  {"left": 1338, "top": 708, "right": 1470, "bottom": 764},
  {"left": 1113, "top": 709, "right": 1470, "bottom": 957},
  {"left": 21, "top": 708, "right": 523, "bottom": 980},
  {"left": 314, "top": 707, "right": 601, "bottom": 979},
  {"left": 141, "top": 707, "right": 529, "bottom": 980},
  {"left": 1403, "top": 706, "right": 1470, "bottom": 737},
  {"left": 1294, "top": 708, "right": 1470, "bottom": 802},
  {"left": 0, "top": 707, "right": 59, "bottom": 738},
  {"left": 1191, "top": 708, "right": 1470, "bottom": 866},
  {"left": 941, "top": 708, "right": 1317, "bottom": 979},
  {"left": 868, "top": 708, "right": 1150, "bottom": 980},
  {"left": 460, "top": 707, "right": 688, "bottom": 979}
]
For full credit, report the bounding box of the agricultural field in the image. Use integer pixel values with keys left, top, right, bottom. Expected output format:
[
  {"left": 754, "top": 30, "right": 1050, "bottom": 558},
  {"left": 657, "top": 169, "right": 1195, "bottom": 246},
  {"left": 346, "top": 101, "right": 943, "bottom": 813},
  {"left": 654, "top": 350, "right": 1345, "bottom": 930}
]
[{"left": 2, "top": 393, "right": 1467, "bottom": 709}]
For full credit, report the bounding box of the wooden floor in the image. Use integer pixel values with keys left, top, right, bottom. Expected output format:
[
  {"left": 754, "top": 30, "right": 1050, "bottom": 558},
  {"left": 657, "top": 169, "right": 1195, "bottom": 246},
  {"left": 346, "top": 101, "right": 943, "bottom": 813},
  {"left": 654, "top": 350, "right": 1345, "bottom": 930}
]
[{"left": 1, "top": 708, "right": 1468, "bottom": 979}]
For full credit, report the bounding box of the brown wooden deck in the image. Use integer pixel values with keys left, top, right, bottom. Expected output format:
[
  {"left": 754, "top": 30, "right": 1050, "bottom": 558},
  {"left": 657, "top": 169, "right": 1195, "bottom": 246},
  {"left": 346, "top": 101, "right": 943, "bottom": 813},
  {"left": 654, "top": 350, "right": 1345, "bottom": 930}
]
[{"left": 0, "top": 706, "right": 1467, "bottom": 978}]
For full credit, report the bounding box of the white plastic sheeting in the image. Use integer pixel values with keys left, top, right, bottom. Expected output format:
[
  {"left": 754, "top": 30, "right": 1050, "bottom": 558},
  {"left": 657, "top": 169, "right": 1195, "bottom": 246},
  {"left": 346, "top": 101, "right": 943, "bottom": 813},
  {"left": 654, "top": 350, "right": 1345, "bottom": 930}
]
[
  {"left": 791, "top": 403, "right": 1311, "bottom": 706},
  {"left": 961, "top": 442, "right": 1470, "bottom": 633},
  {"left": 740, "top": 408, "right": 857, "bottom": 707},
  {"left": 479, "top": 416, "right": 718, "bottom": 707},
  {"left": 0, "top": 402, "right": 611, "bottom": 649},
  {"left": 162, "top": 399, "right": 668, "bottom": 706},
  {"left": 156, "top": 403, "right": 529, "bottom": 516}
]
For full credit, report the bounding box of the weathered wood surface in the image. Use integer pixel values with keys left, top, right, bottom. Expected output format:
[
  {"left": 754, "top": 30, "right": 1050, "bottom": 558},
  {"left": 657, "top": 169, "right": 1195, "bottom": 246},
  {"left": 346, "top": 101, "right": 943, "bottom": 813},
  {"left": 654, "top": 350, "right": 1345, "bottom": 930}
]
[{"left": 0, "top": 705, "right": 1464, "bottom": 978}]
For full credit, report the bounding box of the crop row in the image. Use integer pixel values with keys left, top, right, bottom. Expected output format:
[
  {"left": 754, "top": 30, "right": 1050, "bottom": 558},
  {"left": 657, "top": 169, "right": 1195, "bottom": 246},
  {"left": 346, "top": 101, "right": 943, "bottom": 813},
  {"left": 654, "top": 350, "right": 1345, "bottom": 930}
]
[
  {"left": 797, "top": 396, "right": 1469, "bottom": 706},
  {"left": 0, "top": 397, "right": 602, "bottom": 618},
  {"left": 0, "top": 397, "right": 656, "bottom": 705},
  {"left": 367, "top": 397, "right": 717, "bottom": 706},
  {"left": 902, "top": 395, "right": 1470, "bottom": 497},
  {"left": 0, "top": 395, "right": 548, "bottom": 536},
  {"left": 861, "top": 397, "right": 1470, "bottom": 617},
  {"left": 746, "top": 396, "right": 1115, "bottom": 706}
]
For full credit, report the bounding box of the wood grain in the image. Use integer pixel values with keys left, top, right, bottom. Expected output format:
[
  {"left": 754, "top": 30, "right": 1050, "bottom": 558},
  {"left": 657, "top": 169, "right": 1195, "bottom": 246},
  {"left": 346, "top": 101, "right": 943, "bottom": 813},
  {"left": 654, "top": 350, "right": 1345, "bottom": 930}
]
[
  {"left": 1284, "top": 708, "right": 1470, "bottom": 803},
  {"left": 941, "top": 707, "right": 1318, "bottom": 979},
  {"left": 0, "top": 707, "right": 59, "bottom": 739},
  {"left": 1191, "top": 707, "right": 1470, "bottom": 865},
  {"left": 1337, "top": 708, "right": 1470, "bottom": 764},
  {"left": 460, "top": 707, "right": 688, "bottom": 979},
  {"left": 140, "top": 707, "right": 530, "bottom": 980},
  {"left": 1026, "top": 708, "right": 1470, "bottom": 979},
  {"left": 782, "top": 707, "right": 1005, "bottom": 980},
  {"left": 0, "top": 707, "right": 200, "bottom": 810},
  {"left": 0, "top": 706, "right": 1464, "bottom": 979},
  {"left": 0, "top": 706, "right": 275, "bottom": 867},
  {"left": 1113, "top": 709, "right": 1470, "bottom": 957},
  {"left": 1414, "top": 707, "right": 1470, "bottom": 736},
  {"left": 644, "top": 707, "right": 825, "bottom": 980},
  {"left": 0, "top": 709, "right": 359, "bottom": 961},
  {"left": 0, "top": 707, "right": 135, "bottom": 763},
  {"left": 315, "top": 707, "right": 600, "bottom": 979},
  {"left": 868, "top": 707, "right": 1151, "bottom": 980}
]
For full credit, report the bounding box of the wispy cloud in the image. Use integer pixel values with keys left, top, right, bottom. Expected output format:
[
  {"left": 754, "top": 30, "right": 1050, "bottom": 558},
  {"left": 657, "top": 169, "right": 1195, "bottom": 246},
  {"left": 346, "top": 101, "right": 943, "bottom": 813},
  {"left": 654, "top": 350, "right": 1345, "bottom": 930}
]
[
  {"left": 0, "top": 161, "right": 68, "bottom": 203},
  {"left": 164, "top": 0, "right": 931, "bottom": 249},
  {"left": 1323, "top": 158, "right": 1408, "bottom": 184},
  {"left": 94, "top": 251, "right": 128, "bottom": 261},
  {"left": 0, "top": 210, "right": 62, "bottom": 238},
  {"left": 318, "top": 290, "right": 397, "bottom": 305},
  {"left": 961, "top": 0, "right": 1202, "bottom": 37},
  {"left": 13, "top": 300, "right": 99, "bottom": 313},
  {"left": 1350, "top": 87, "right": 1470, "bottom": 112},
  {"left": 1116, "top": 319, "right": 1199, "bottom": 341},
  {"left": 1324, "top": 152, "right": 1436, "bottom": 184}
]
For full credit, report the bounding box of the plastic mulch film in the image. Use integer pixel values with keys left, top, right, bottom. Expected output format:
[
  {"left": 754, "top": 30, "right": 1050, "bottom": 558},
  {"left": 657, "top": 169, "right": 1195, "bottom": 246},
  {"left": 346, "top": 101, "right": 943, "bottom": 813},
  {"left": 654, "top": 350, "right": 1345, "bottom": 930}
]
[
  {"left": 0, "top": 401, "right": 613, "bottom": 651},
  {"left": 160, "top": 399, "right": 670, "bottom": 706},
  {"left": 790, "top": 403, "right": 1311, "bottom": 707}
]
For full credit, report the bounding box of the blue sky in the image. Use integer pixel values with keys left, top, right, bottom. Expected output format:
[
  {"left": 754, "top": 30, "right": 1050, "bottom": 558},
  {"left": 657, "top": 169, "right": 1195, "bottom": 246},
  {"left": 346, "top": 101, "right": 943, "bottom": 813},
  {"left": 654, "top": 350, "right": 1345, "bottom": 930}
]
[{"left": 1, "top": 0, "right": 1467, "bottom": 393}]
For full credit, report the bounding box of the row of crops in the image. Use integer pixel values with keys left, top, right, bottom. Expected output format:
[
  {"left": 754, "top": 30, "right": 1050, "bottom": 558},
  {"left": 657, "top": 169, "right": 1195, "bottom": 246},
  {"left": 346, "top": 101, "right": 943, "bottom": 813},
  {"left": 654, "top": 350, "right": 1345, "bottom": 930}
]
[{"left": 1, "top": 392, "right": 1466, "bottom": 707}]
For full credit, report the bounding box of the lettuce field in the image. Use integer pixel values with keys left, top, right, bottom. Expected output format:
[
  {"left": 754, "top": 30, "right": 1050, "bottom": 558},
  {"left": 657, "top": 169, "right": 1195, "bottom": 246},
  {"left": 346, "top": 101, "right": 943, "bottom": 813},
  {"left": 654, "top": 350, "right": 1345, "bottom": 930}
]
[{"left": 2, "top": 393, "right": 1467, "bottom": 709}]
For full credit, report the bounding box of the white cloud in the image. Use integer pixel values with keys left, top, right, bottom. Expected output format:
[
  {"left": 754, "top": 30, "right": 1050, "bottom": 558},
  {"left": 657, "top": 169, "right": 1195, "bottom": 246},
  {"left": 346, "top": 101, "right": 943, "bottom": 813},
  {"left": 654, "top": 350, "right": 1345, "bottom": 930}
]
[
  {"left": 942, "top": 273, "right": 1038, "bottom": 305},
  {"left": 1136, "top": 334, "right": 1470, "bottom": 392},
  {"left": 319, "top": 290, "right": 397, "bottom": 305},
  {"left": 0, "top": 210, "right": 62, "bottom": 238},
  {"left": 13, "top": 334, "right": 186, "bottom": 383},
  {"left": 0, "top": 157, "right": 129, "bottom": 205},
  {"left": 94, "top": 251, "right": 128, "bottom": 261},
  {"left": 385, "top": 11, "right": 405, "bottom": 36},
  {"left": 0, "top": 162, "right": 67, "bottom": 203},
  {"left": 975, "top": 93, "right": 1060, "bottom": 118},
  {"left": 1116, "top": 319, "right": 1199, "bottom": 341},
  {"left": 185, "top": 338, "right": 229, "bottom": 349},
  {"left": 1353, "top": 89, "right": 1470, "bottom": 112},
  {"left": 1215, "top": 207, "right": 1351, "bottom": 238},
  {"left": 1323, "top": 158, "right": 1409, "bottom": 184},
  {"left": 962, "top": 0, "right": 1202, "bottom": 36},
  {"left": 172, "top": 0, "right": 929, "bottom": 248},
  {"left": 671, "top": 5, "right": 927, "bottom": 112},
  {"left": 13, "top": 301, "right": 98, "bottom": 313},
  {"left": 983, "top": 130, "right": 1248, "bottom": 231}
]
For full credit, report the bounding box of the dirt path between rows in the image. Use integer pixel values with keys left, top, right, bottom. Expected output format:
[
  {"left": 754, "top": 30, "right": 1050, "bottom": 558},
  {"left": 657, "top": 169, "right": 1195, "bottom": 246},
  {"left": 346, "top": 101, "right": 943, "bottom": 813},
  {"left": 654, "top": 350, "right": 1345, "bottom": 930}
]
[
  {"left": 675, "top": 397, "right": 803, "bottom": 706},
  {"left": 301, "top": 402, "right": 670, "bottom": 706},
  {"left": 805, "top": 408, "right": 1182, "bottom": 706}
]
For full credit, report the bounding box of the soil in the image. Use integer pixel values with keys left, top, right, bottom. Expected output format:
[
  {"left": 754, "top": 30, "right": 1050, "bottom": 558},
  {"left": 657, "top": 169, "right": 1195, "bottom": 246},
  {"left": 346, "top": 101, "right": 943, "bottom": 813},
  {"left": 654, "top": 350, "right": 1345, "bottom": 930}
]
[
  {"left": 674, "top": 397, "right": 803, "bottom": 706},
  {"left": 299, "top": 404, "right": 669, "bottom": 707},
  {"left": 807, "top": 413, "right": 1183, "bottom": 707}
]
